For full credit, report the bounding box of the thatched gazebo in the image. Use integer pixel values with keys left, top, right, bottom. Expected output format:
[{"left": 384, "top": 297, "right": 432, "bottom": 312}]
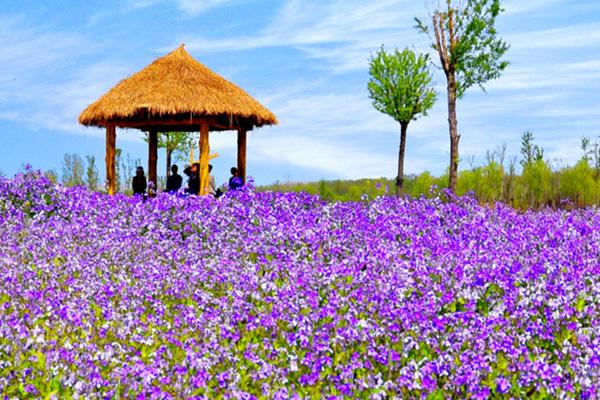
[{"left": 79, "top": 45, "right": 277, "bottom": 195}]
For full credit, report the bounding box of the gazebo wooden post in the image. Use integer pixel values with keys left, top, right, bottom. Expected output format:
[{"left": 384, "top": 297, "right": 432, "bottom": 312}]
[
  {"left": 148, "top": 130, "right": 158, "bottom": 194},
  {"left": 105, "top": 124, "right": 117, "bottom": 195},
  {"left": 199, "top": 123, "right": 210, "bottom": 195},
  {"left": 237, "top": 128, "right": 247, "bottom": 184}
]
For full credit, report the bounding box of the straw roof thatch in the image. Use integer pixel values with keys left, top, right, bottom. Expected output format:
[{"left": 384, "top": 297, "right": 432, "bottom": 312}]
[{"left": 79, "top": 45, "right": 277, "bottom": 131}]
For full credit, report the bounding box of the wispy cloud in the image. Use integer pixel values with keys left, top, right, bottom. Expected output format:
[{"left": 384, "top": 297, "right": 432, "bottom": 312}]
[
  {"left": 129, "top": 0, "right": 241, "bottom": 16},
  {"left": 182, "top": 0, "right": 424, "bottom": 72},
  {"left": 0, "top": 15, "right": 130, "bottom": 135},
  {"left": 507, "top": 23, "right": 600, "bottom": 49},
  {"left": 502, "top": 0, "right": 569, "bottom": 15}
]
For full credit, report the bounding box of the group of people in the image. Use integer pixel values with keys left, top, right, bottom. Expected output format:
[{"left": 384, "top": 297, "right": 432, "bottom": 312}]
[{"left": 131, "top": 164, "right": 243, "bottom": 197}]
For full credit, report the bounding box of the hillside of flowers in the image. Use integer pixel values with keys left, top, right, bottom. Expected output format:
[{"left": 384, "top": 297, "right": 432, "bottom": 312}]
[{"left": 1, "top": 170, "right": 599, "bottom": 398}]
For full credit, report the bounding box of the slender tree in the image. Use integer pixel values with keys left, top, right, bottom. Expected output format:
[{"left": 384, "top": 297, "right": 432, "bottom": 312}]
[
  {"left": 416, "top": 0, "right": 509, "bottom": 192},
  {"left": 520, "top": 130, "right": 544, "bottom": 167},
  {"left": 368, "top": 46, "right": 437, "bottom": 195},
  {"left": 85, "top": 155, "right": 99, "bottom": 191},
  {"left": 61, "top": 153, "right": 85, "bottom": 187},
  {"left": 144, "top": 132, "right": 193, "bottom": 177}
]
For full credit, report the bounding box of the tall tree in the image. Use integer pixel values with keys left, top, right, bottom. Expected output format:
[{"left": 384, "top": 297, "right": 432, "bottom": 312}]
[
  {"left": 144, "top": 132, "right": 193, "bottom": 176},
  {"left": 368, "top": 47, "right": 437, "bottom": 195},
  {"left": 416, "top": 0, "right": 509, "bottom": 192}
]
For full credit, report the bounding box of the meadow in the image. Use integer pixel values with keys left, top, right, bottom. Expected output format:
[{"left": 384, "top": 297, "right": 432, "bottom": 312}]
[{"left": 1, "top": 170, "right": 599, "bottom": 398}]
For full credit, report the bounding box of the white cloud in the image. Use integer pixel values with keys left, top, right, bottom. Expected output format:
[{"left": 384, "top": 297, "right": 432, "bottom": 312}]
[
  {"left": 182, "top": 0, "right": 426, "bottom": 72},
  {"left": 507, "top": 23, "right": 600, "bottom": 49},
  {"left": 252, "top": 134, "right": 398, "bottom": 178},
  {"left": 502, "top": 0, "right": 569, "bottom": 15},
  {"left": 129, "top": 0, "right": 240, "bottom": 16},
  {"left": 0, "top": 15, "right": 131, "bottom": 135}
]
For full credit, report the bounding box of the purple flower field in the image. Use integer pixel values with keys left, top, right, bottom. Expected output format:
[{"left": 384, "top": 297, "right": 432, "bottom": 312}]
[{"left": 1, "top": 171, "right": 599, "bottom": 399}]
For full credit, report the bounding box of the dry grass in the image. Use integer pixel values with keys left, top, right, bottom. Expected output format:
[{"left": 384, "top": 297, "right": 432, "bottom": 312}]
[{"left": 79, "top": 45, "right": 277, "bottom": 130}]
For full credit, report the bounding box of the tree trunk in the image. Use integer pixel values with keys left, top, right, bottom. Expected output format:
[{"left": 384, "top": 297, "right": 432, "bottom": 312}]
[
  {"left": 396, "top": 121, "right": 409, "bottom": 196},
  {"left": 166, "top": 148, "right": 172, "bottom": 177},
  {"left": 165, "top": 132, "right": 172, "bottom": 177},
  {"left": 447, "top": 72, "right": 460, "bottom": 192},
  {"left": 148, "top": 130, "right": 158, "bottom": 195},
  {"left": 237, "top": 128, "right": 247, "bottom": 184}
]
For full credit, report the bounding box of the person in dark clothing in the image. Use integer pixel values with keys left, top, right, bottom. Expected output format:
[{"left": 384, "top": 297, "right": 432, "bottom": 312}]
[
  {"left": 166, "top": 164, "right": 183, "bottom": 193},
  {"left": 228, "top": 167, "right": 243, "bottom": 190},
  {"left": 183, "top": 163, "right": 200, "bottom": 195},
  {"left": 132, "top": 166, "right": 147, "bottom": 196}
]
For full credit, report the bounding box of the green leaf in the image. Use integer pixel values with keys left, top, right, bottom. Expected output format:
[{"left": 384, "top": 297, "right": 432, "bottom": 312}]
[
  {"left": 497, "top": 352, "right": 508, "bottom": 371},
  {"left": 575, "top": 296, "right": 586, "bottom": 313},
  {"left": 426, "top": 389, "right": 445, "bottom": 400}
]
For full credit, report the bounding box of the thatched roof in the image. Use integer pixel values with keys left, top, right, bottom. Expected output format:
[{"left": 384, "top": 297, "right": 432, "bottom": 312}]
[{"left": 79, "top": 45, "right": 277, "bottom": 131}]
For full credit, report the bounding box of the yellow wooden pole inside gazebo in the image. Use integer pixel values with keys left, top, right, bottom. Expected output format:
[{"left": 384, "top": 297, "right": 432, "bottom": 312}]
[{"left": 198, "top": 123, "right": 210, "bottom": 195}]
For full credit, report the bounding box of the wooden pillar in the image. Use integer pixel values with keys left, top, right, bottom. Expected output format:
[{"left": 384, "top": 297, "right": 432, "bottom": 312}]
[
  {"left": 148, "top": 130, "right": 158, "bottom": 194},
  {"left": 237, "top": 128, "right": 247, "bottom": 184},
  {"left": 105, "top": 124, "right": 116, "bottom": 195},
  {"left": 199, "top": 123, "right": 210, "bottom": 195}
]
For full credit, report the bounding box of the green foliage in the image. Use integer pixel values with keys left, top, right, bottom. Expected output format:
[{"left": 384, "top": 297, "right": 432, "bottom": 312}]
[
  {"left": 518, "top": 159, "right": 553, "bottom": 208},
  {"left": 520, "top": 130, "right": 544, "bottom": 167},
  {"left": 85, "top": 155, "right": 99, "bottom": 191},
  {"left": 368, "top": 47, "right": 437, "bottom": 123},
  {"left": 143, "top": 132, "right": 192, "bottom": 154},
  {"left": 61, "top": 153, "right": 85, "bottom": 187},
  {"left": 457, "top": 167, "right": 482, "bottom": 197},
  {"left": 560, "top": 160, "right": 598, "bottom": 206},
  {"left": 410, "top": 171, "right": 436, "bottom": 198},
  {"left": 258, "top": 143, "right": 600, "bottom": 209},
  {"left": 43, "top": 170, "right": 58, "bottom": 184},
  {"left": 259, "top": 178, "right": 390, "bottom": 202},
  {"left": 415, "top": 0, "right": 510, "bottom": 98},
  {"left": 480, "top": 161, "right": 504, "bottom": 202}
]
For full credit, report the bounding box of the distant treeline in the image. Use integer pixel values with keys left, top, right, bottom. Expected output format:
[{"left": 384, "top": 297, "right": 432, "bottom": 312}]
[
  {"left": 25, "top": 132, "right": 600, "bottom": 209},
  {"left": 41, "top": 150, "right": 146, "bottom": 195},
  {"left": 259, "top": 133, "right": 600, "bottom": 209}
]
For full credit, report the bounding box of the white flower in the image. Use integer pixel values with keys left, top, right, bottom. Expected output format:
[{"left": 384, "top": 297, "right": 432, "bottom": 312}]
[{"left": 289, "top": 356, "right": 298, "bottom": 372}]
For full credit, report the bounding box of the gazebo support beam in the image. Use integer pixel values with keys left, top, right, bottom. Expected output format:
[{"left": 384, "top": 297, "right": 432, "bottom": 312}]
[
  {"left": 237, "top": 128, "right": 247, "bottom": 184},
  {"left": 113, "top": 117, "right": 250, "bottom": 132},
  {"left": 199, "top": 123, "right": 210, "bottom": 195},
  {"left": 148, "top": 130, "right": 158, "bottom": 194},
  {"left": 105, "top": 124, "right": 117, "bottom": 195}
]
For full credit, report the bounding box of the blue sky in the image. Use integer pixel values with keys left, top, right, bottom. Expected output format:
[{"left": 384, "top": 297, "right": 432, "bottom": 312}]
[{"left": 1, "top": 0, "right": 599, "bottom": 186}]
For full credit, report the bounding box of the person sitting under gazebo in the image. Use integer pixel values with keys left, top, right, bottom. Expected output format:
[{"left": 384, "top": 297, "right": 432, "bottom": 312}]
[
  {"left": 184, "top": 163, "right": 200, "bottom": 195},
  {"left": 166, "top": 164, "right": 183, "bottom": 193},
  {"left": 132, "top": 166, "right": 147, "bottom": 196},
  {"left": 228, "top": 167, "right": 243, "bottom": 190}
]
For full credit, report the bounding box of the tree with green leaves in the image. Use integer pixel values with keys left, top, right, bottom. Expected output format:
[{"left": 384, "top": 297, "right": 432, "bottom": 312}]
[
  {"left": 144, "top": 132, "right": 194, "bottom": 177},
  {"left": 520, "top": 130, "right": 544, "bottom": 167},
  {"left": 416, "top": 0, "right": 509, "bottom": 192},
  {"left": 368, "top": 46, "right": 437, "bottom": 195}
]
